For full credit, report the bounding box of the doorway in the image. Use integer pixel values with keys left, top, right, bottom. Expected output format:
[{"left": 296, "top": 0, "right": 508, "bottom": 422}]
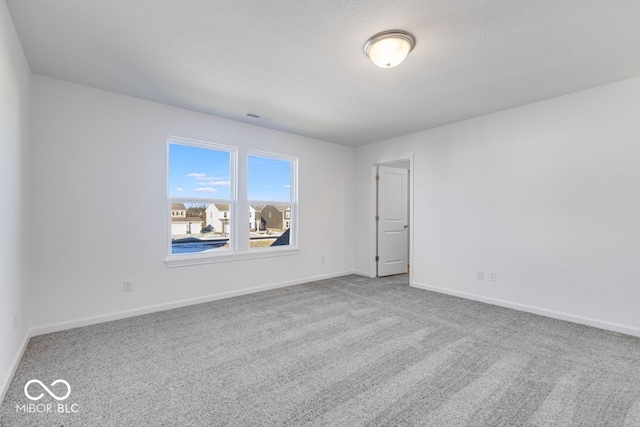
[{"left": 375, "top": 159, "right": 411, "bottom": 278}]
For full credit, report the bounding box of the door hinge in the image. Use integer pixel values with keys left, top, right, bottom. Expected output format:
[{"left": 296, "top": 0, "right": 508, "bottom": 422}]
[
  {"left": 375, "top": 175, "right": 380, "bottom": 181},
  {"left": 375, "top": 215, "right": 379, "bottom": 221},
  {"left": 375, "top": 256, "right": 379, "bottom": 262}
]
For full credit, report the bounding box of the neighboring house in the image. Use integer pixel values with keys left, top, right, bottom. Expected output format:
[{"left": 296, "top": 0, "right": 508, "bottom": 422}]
[
  {"left": 205, "top": 203, "right": 230, "bottom": 234},
  {"left": 171, "top": 217, "right": 203, "bottom": 236},
  {"left": 249, "top": 205, "right": 257, "bottom": 231},
  {"left": 283, "top": 207, "right": 291, "bottom": 230},
  {"left": 258, "top": 205, "right": 291, "bottom": 231},
  {"left": 171, "top": 203, "right": 187, "bottom": 219},
  {"left": 171, "top": 204, "right": 206, "bottom": 236},
  {"left": 171, "top": 203, "right": 194, "bottom": 236}
]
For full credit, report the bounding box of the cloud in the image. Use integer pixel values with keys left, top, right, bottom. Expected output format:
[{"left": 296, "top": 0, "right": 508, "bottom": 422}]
[
  {"left": 176, "top": 187, "right": 184, "bottom": 192},
  {"left": 187, "top": 173, "right": 230, "bottom": 183},
  {"left": 194, "top": 187, "right": 219, "bottom": 193},
  {"left": 283, "top": 184, "right": 291, "bottom": 188}
]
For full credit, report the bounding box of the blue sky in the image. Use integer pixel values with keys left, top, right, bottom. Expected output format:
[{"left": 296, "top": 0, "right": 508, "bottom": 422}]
[
  {"left": 248, "top": 155, "right": 291, "bottom": 201},
  {"left": 169, "top": 144, "right": 231, "bottom": 199},
  {"left": 169, "top": 144, "right": 291, "bottom": 201}
]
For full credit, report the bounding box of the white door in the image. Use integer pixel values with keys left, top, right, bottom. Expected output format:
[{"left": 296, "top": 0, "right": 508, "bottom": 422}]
[{"left": 377, "top": 165, "right": 408, "bottom": 277}]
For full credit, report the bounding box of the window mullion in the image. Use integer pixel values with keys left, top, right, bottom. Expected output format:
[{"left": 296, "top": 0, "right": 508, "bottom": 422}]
[{"left": 236, "top": 147, "right": 249, "bottom": 252}]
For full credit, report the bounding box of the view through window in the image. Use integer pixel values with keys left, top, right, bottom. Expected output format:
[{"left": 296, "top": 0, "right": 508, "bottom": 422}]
[
  {"left": 168, "top": 139, "right": 297, "bottom": 258},
  {"left": 168, "top": 141, "right": 234, "bottom": 255},
  {"left": 248, "top": 154, "right": 295, "bottom": 249}
]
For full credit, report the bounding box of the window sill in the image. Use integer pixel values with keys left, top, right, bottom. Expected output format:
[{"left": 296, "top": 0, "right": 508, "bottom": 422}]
[{"left": 164, "top": 247, "right": 299, "bottom": 268}]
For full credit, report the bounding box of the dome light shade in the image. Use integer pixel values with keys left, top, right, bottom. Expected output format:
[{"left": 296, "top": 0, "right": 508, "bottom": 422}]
[{"left": 364, "top": 30, "right": 415, "bottom": 68}]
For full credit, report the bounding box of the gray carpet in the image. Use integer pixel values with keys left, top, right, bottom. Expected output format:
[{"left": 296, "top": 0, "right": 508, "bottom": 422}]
[{"left": 1, "top": 274, "right": 640, "bottom": 426}]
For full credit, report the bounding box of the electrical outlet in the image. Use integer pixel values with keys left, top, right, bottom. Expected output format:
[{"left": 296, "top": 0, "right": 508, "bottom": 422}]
[
  {"left": 321, "top": 256, "right": 326, "bottom": 264},
  {"left": 123, "top": 280, "right": 133, "bottom": 292},
  {"left": 489, "top": 271, "right": 497, "bottom": 282},
  {"left": 13, "top": 312, "right": 18, "bottom": 330},
  {"left": 477, "top": 270, "right": 484, "bottom": 281}
]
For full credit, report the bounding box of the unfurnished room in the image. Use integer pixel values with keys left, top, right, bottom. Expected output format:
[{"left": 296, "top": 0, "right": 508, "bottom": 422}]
[{"left": 1, "top": 1, "right": 640, "bottom": 426}]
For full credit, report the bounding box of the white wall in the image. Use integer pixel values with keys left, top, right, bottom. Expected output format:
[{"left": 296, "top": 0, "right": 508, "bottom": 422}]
[
  {"left": 28, "top": 75, "right": 354, "bottom": 330},
  {"left": 0, "top": 0, "right": 31, "bottom": 399},
  {"left": 354, "top": 77, "right": 640, "bottom": 336}
]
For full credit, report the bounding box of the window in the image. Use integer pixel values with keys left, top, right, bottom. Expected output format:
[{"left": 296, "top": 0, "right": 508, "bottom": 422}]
[
  {"left": 168, "top": 139, "right": 235, "bottom": 256},
  {"left": 248, "top": 153, "right": 296, "bottom": 249},
  {"left": 166, "top": 139, "right": 297, "bottom": 265}
]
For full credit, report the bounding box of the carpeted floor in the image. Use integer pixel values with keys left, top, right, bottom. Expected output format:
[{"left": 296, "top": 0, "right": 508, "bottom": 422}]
[{"left": 1, "top": 274, "right": 640, "bottom": 426}]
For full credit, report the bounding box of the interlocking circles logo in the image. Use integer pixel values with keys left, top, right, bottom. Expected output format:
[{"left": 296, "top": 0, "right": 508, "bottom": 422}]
[
  {"left": 17, "top": 379, "right": 79, "bottom": 414},
  {"left": 24, "top": 379, "right": 71, "bottom": 401}
]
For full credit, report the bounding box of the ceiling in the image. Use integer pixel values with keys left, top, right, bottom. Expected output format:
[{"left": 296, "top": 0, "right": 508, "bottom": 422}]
[{"left": 7, "top": 0, "right": 640, "bottom": 146}]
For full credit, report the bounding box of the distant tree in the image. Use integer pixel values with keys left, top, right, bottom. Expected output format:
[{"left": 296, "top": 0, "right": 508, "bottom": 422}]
[
  {"left": 186, "top": 204, "right": 207, "bottom": 218},
  {"left": 185, "top": 204, "right": 207, "bottom": 234}
]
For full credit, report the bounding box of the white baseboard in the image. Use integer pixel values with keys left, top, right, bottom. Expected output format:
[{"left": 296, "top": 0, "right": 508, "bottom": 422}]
[
  {"left": 351, "top": 270, "right": 373, "bottom": 278},
  {"left": 4, "top": 271, "right": 353, "bottom": 402},
  {"left": 30, "top": 271, "right": 355, "bottom": 337},
  {"left": 1, "top": 329, "right": 31, "bottom": 405},
  {"left": 411, "top": 281, "right": 640, "bottom": 338}
]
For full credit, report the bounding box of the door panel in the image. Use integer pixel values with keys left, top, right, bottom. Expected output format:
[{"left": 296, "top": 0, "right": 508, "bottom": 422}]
[
  {"left": 378, "top": 165, "right": 408, "bottom": 277},
  {"left": 384, "top": 231, "right": 404, "bottom": 263}
]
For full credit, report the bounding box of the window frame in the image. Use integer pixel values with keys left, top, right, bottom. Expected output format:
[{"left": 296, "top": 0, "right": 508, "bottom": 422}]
[
  {"left": 164, "top": 139, "right": 298, "bottom": 268},
  {"left": 247, "top": 150, "right": 298, "bottom": 252},
  {"left": 166, "top": 137, "right": 237, "bottom": 262}
]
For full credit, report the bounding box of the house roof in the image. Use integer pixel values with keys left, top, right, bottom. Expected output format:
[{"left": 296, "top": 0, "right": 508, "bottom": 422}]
[
  {"left": 273, "top": 205, "right": 291, "bottom": 213},
  {"left": 252, "top": 204, "right": 291, "bottom": 213},
  {"left": 171, "top": 203, "right": 186, "bottom": 210}
]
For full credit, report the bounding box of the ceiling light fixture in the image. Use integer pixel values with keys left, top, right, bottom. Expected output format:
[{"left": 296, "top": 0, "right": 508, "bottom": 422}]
[{"left": 364, "top": 30, "right": 415, "bottom": 68}]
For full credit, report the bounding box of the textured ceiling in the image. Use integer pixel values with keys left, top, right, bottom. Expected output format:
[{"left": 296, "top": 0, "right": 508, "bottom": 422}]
[{"left": 7, "top": 0, "right": 640, "bottom": 146}]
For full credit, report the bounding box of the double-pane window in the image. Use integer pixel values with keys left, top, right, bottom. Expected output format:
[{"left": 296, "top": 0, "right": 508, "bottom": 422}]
[
  {"left": 167, "top": 139, "right": 297, "bottom": 260},
  {"left": 168, "top": 139, "right": 235, "bottom": 255}
]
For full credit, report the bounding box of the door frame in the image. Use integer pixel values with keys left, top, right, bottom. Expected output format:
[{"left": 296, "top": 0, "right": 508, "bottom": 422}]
[{"left": 369, "top": 155, "right": 414, "bottom": 284}]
